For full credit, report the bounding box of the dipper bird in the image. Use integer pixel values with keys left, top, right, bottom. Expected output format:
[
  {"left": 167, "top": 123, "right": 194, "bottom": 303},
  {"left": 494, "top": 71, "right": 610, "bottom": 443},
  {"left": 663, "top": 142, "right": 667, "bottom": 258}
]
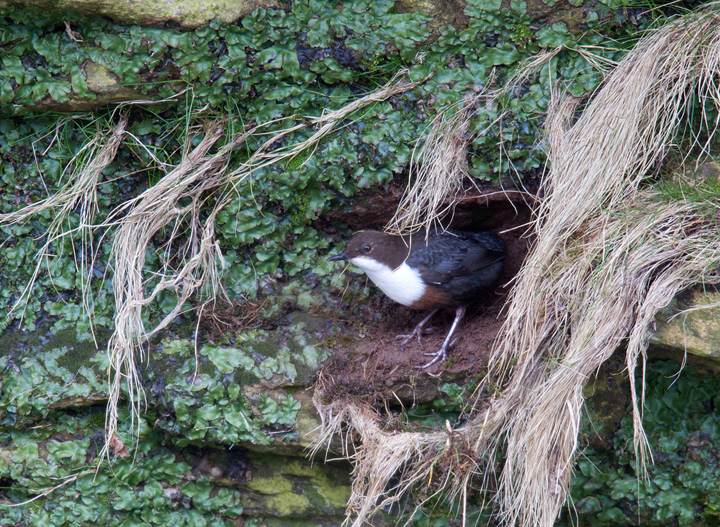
[{"left": 328, "top": 228, "right": 506, "bottom": 368}]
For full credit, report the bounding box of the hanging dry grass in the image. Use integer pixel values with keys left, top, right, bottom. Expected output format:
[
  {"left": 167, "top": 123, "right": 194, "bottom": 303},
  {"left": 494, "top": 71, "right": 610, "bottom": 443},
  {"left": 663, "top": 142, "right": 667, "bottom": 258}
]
[
  {"left": 312, "top": 398, "right": 447, "bottom": 526},
  {"left": 104, "top": 120, "right": 233, "bottom": 443},
  {"left": 385, "top": 84, "right": 510, "bottom": 238},
  {"left": 313, "top": 4, "right": 720, "bottom": 527},
  {"left": 481, "top": 6, "right": 720, "bottom": 525},
  {"left": 313, "top": 383, "right": 495, "bottom": 527},
  {"left": 482, "top": 190, "right": 720, "bottom": 527},
  {"left": 384, "top": 49, "right": 594, "bottom": 239},
  {"left": 0, "top": 116, "right": 127, "bottom": 335},
  {"left": 386, "top": 96, "right": 477, "bottom": 236}
]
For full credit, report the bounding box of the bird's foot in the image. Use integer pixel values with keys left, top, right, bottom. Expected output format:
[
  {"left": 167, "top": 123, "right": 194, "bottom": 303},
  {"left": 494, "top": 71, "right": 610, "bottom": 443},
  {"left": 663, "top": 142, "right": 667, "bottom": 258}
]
[
  {"left": 395, "top": 326, "right": 436, "bottom": 350},
  {"left": 395, "top": 309, "right": 439, "bottom": 351},
  {"left": 417, "top": 337, "right": 459, "bottom": 369}
]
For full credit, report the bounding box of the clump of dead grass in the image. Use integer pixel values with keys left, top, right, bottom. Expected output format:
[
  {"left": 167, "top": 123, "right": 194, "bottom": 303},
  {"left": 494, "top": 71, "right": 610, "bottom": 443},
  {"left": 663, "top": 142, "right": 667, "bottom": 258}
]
[
  {"left": 482, "top": 7, "right": 720, "bottom": 525},
  {"left": 314, "top": 4, "right": 720, "bottom": 527},
  {"left": 385, "top": 95, "right": 476, "bottom": 236},
  {"left": 312, "top": 394, "right": 481, "bottom": 527},
  {"left": 483, "top": 190, "right": 720, "bottom": 527},
  {"left": 385, "top": 82, "right": 512, "bottom": 238}
]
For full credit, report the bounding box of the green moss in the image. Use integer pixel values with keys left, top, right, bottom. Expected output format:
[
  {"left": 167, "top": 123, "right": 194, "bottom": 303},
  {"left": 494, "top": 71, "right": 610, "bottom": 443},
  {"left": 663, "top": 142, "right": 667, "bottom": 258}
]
[
  {"left": 306, "top": 466, "right": 353, "bottom": 510},
  {"left": 265, "top": 492, "right": 311, "bottom": 516},
  {"left": 285, "top": 148, "right": 312, "bottom": 171},
  {"left": 0, "top": 345, "right": 107, "bottom": 427},
  {"left": 245, "top": 472, "right": 293, "bottom": 494},
  {"left": 511, "top": 23, "right": 533, "bottom": 48},
  {"left": 51, "top": 329, "right": 108, "bottom": 370},
  {"left": 86, "top": 409, "right": 106, "bottom": 429},
  {"left": 241, "top": 453, "right": 350, "bottom": 516},
  {"left": 137, "top": 317, "right": 335, "bottom": 448}
]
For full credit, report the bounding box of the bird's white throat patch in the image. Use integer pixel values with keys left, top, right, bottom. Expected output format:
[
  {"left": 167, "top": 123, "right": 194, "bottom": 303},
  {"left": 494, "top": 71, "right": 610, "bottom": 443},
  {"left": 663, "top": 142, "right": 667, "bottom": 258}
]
[{"left": 349, "top": 256, "right": 425, "bottom": 306}]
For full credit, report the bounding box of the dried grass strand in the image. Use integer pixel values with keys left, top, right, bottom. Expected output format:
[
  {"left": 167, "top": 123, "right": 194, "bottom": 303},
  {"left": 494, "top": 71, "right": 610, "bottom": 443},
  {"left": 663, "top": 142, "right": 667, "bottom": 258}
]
[{"left": 0, "top": 116, "right": 127, "bottom": 337}]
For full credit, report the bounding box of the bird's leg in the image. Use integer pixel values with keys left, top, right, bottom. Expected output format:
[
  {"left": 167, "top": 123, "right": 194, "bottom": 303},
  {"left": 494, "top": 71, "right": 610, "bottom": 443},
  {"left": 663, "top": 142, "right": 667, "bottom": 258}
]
[
  {"left": 418, "top": 306, "right": 466, "bottom": 369},
  {"left": 395, "top": 309, "right": 439, "bottom": 351}
]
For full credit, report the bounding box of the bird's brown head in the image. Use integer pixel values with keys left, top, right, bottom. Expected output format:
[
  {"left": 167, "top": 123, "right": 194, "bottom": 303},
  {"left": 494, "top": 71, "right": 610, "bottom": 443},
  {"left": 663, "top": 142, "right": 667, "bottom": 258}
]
[{"left": 327, "top": 231, "right": 410, "bottom": 269}]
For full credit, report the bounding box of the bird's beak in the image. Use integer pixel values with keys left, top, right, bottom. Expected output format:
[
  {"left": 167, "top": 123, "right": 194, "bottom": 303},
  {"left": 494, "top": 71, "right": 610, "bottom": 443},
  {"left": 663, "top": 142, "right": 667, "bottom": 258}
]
[{"left": 327, "top": 252, "right": 349, "bottom": 262}]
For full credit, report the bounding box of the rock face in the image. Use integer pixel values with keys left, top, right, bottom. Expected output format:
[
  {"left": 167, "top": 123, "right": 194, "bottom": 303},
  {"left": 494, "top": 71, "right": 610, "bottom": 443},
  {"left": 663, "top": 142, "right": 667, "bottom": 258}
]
[
  {"left": 0, "top": 316, "right": 355, "bottom": 526},
  {"left": 652, "top": 286, "right": 720, "bottom": 359},
  {"left": 2, "top": 0, "right": 607, "bottom": 30},
  {"left": 0, "top": 0, "right": 280, "bottom": 28}
]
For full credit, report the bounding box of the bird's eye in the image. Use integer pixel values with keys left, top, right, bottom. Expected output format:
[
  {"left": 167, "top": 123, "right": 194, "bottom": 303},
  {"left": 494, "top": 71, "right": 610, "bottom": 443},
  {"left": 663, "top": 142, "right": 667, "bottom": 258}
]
[{"left": 362, "top": 244, "right": 372, "bottom": 253}]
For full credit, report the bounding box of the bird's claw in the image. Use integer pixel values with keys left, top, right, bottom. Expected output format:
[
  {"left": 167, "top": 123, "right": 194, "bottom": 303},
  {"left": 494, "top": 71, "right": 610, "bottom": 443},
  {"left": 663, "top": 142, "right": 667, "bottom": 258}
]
[
  {"left": 395, "top": 325, "right": 433, "bottom": 348},
  {"left": 395, "top": 310, "right": 439, "bottom": 352},
  {"left": 395, "top": 333, "right": 414, "bottom": 352},
  {"left": 417, "top": 337, "right": 459, "bottom": 369},
  {"left": 417, "top": 348, "right": 446, "bottom": 369}
]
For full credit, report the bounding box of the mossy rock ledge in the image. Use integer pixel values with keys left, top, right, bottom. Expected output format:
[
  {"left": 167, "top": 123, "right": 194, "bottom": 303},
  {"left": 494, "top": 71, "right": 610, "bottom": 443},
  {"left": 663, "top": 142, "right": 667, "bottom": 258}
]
[
  {"left": 0, "top": 312, "right": 358, "bottom": 526},
  {"left": 0, "top": 0, "right": 280, "bottom": 28},
  {"left": 651, "top": 285, "right": 720, "bottom": 364},
  {"left": 2, "top": 0, "right": 635, "bottom": 112},
  {"left": 4, "top": 284, "right": 720, "bottom": 526}
]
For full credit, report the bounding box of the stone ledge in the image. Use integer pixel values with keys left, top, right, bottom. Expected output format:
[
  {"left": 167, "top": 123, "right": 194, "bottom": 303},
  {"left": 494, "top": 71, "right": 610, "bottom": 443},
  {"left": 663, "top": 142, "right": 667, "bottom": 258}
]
[{"left": 651, "top": 285, "right": 720, "bottom": 359}]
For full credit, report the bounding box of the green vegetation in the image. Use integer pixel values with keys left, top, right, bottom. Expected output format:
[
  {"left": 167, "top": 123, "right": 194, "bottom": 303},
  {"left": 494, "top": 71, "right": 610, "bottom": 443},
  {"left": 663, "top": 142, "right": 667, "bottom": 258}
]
[
  {"left": 0, "top": 328, "right": 325, "bottom": 448},
  {"left": 0, "top": 0, "right": 641, "bottom": 335},
  {"left": 0, "top": 407, "right": 249, "bottom": 526},
  {"left": 0, "top": 331, "right": 345, "bottom": 525},
  {"left": 566, "top": 361, "right": 720, "bottom": 526}
]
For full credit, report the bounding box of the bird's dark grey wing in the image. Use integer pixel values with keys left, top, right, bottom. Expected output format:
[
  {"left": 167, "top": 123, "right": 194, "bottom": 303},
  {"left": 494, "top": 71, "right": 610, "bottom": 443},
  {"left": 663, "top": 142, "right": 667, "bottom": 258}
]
[{"left": 406, "top": 231, "right": 506, "bottom": 285}]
